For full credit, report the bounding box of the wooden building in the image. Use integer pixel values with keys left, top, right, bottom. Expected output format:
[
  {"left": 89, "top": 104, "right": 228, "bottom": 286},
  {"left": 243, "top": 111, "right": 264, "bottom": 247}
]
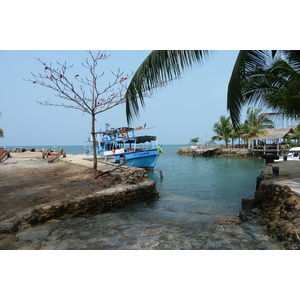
[{"left": 249, "top": 127, "right": 295, "bottom": 154}]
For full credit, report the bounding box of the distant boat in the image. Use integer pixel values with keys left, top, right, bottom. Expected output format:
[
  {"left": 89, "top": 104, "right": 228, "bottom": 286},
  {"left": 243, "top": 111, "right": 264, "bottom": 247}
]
[{"left": 84, "top": 126, "right": 162, "bottom": 170}]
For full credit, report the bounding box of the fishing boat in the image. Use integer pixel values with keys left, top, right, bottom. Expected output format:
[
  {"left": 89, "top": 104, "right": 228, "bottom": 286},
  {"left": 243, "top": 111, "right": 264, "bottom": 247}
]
[{"left": 84, "top": 126, "right": 162, "bottom": 170}]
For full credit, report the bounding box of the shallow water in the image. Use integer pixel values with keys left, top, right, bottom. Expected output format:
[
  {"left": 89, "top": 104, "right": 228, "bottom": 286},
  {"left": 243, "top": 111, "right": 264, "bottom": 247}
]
[{"left": 1, "top": 145, "right": 284, "bottom": 249}]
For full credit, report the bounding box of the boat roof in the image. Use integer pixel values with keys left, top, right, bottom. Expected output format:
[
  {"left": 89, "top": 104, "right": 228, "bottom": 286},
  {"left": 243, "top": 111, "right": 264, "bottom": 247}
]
[
  {"left": 289, "top": 147, "right": 300, "bottom": 152},
  {"left": 100, "top": 135, "right": 156, "bottom": 144},
  {"left": 129, "top": 136, "right": 156, "bottom": 144}
]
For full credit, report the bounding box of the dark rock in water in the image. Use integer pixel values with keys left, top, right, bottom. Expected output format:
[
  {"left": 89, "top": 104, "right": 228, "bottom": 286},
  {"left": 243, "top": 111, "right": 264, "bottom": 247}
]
[{"left": 242, "top": 197, "right": 256, "bottom": 210}]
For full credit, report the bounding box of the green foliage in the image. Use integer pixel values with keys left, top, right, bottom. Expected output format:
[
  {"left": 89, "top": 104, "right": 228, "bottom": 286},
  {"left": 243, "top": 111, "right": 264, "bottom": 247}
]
[
  {"left": 241, "top": 107, "right": 274, "bottom": 141},
  {"left": 190, "top": 137, "right": 199, "bottom": 144},
  {"left": 125, "top": 50, "right": 212, "bottom": 123},
  {"left": 211, "top": 115, "right": 233, "bottom": 148},
  {"left": 227, "top": 50, "right": 300, "bottom": 127}
]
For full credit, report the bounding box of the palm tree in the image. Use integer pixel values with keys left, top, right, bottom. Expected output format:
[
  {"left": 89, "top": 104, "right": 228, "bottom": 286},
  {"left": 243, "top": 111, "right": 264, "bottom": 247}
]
[
  {"left": 125, "top": 50, "right": 212, "bottom": 122},
  {"left": 227, "top": 50, "right": 300, "bottom": 127},
  {"left": 211, "top": 115, "right": 233, "bottom": 148},
  {"left": 125, "top": 50, "right": 300, "bottom": 128},
  {"left": 241, "top": 107, "right": 274, "bottom": 146}
]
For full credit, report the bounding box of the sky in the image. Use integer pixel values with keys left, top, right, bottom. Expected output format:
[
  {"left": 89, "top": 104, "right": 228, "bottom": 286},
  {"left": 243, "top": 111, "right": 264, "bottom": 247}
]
[
  {"left": 0, "top": 50, "right": 242, "bottom": 146},
  {"left": 1, "top": 3, "right": 298, "bottom": 148}
]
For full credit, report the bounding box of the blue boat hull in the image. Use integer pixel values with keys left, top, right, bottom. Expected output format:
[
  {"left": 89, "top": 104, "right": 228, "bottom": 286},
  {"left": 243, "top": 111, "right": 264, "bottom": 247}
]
[{"left": 115, "top": 148, "right": 159, "bottom": 169}]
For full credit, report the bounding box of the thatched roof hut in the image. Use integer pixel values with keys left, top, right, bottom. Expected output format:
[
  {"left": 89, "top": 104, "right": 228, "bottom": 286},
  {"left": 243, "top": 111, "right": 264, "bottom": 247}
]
[{"left": 250, "top": 127, "right": 295, "bottom": 141}]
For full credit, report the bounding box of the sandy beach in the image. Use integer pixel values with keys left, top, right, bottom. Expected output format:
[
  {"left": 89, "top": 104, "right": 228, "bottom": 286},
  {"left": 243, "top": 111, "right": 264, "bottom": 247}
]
[{"left": 0, "top": 152, "right": 119, "bottom": 223}]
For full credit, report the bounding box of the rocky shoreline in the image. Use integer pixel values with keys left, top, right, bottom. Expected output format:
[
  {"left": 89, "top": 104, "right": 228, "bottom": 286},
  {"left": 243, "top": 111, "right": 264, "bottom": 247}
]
[
  {"left": 177, "top": 147, "right": 261, "bottom": 158},
  {"left": 179, "top": 147, "right": 300, "bottom": 249},
  {"left": 240, "top": 161, "right": 300, "bottom": 249}
]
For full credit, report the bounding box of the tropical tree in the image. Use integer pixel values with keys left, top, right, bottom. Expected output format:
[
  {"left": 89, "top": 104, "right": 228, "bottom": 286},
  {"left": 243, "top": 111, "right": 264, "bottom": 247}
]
[
  {"left": 241, "top": 107, "right": 274, "bottom": 146},
  {"left": 227, "top": 50, "right": 300, "bottom": 127},
  {"left": 286, "top": 123, "right": 300, "bottom": 146},
  {"left": 125, "top": 50, "right": 212, "bottom": 122},
  {"left": 211, "top": 115, "right": 233, "bottom": 148},
  {"left": 190, "top": 137, "right": 199, "bottom": 145},
  {"left": 124, "top": 50, "right": 300, "bottom": 128}
]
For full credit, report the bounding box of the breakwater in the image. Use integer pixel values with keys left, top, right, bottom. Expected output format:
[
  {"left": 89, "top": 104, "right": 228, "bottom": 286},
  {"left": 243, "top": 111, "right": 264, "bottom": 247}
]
[{"left": 177, "top": 147, "right": 261, "bottom": 158}]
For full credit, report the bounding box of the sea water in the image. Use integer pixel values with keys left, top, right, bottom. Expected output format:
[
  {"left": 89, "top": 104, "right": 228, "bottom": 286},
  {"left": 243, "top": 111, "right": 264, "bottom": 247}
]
[
  {"left": 6, "top": 144, "right": 283, "bottom": 249},
  {"left": 146, "top": 144, "right": 264, "bottom": 220}
]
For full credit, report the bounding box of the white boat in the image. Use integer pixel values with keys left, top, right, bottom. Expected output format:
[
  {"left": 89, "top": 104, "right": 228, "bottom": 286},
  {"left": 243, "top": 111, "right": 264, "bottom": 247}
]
[{"left": 275, "top": 147, "right": 300, "bottom": 161}]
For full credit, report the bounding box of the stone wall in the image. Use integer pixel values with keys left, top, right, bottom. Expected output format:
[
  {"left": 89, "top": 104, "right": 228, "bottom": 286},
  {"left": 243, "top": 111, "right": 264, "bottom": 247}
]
[
  {"left": 0, "top": 180, "right": 158, "bottom": 234},
  {"left": 242, "top": 164, "right": 300, "bottom": 249},
  {"left": 254, "top": 181, "right": 300, "bottom": 249}
]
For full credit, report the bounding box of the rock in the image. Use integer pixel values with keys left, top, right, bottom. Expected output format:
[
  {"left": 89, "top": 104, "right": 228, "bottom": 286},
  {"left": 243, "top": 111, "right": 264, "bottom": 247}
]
[
  {"left": 242, "top": 197, "right": 256, "bottom": 210},
  {"left": 42, "top": 205, "right": 52, "bottom": 211},
  {"left": 260, "top": 218, "right": 270, "bottom": 226},
  {"left": 239, "top": 211, "right": 249, "bottom": 222}
]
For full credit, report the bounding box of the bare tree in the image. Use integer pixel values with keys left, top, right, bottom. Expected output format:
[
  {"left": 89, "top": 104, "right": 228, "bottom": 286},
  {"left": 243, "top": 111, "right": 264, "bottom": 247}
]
[{"left": 27, "top": 51, "right": 132, "bottom": 173}]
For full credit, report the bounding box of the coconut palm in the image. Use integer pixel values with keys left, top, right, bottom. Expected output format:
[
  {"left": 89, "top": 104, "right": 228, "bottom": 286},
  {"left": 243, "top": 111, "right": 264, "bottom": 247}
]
[
  {"left": 125, "top": 50, "right": 300, "bottom": 127},
  {"left": 211, "top": 115, "right": 233, "bottom": 148},
  {"left": 125, "top": 50, "right": 212, "bottom": 122},
  {"left": 241, "top": 107, "right": 274, "bottom": 144},
  {"left": 227, "top": 50, "right": 300, "bottom": 127}
]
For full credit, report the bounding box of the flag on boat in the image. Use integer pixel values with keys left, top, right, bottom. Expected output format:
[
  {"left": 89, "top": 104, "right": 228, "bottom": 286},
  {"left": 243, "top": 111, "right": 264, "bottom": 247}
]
[{"left": 105, "top": 123, "right": 111, "bottom": 128}]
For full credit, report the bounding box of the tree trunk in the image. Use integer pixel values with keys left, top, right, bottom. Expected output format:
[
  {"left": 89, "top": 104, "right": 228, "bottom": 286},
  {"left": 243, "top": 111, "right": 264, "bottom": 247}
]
[{"left": 91, "top": 113, "right": 97, "bottom": 173}]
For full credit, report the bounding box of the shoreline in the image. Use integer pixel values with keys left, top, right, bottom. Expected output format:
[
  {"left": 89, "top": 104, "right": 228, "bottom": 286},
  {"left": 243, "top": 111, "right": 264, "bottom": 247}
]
[
  {"left": 178, "top": 146, "right": 300, "bottom": 249},
  {"left": 177, "top": 147, "right": 261, "bottom": 158},
  {"left": 241, "top": 160, "right": 300, "bottom": 249},
  {"left": 0, "top": 152, "right": 158, "bottom": 235}
]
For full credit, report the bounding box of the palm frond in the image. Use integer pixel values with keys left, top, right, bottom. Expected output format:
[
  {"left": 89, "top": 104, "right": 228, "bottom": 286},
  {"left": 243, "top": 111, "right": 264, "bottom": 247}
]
[
  {"left": 227, "top": 50, "right": 272, "bottom": 128},
  {"left": 125, "top": 50, "right": 212, "bottom": 123}
]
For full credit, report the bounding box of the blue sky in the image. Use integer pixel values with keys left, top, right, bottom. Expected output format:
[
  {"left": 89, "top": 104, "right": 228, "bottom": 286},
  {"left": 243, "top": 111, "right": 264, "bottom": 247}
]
[
  {"left": 0, "top": 50, "right": 243, "bottom": 146},
  {"left": 1, "top": 3, "right": 297, "bottom": 148}
]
